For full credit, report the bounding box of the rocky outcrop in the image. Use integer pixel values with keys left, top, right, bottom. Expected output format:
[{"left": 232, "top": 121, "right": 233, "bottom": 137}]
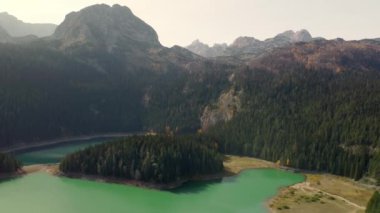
[
  {"left": 187, "top": 40, "right": 210, "bottom": 55},
  {"left": 201, "top": 89, "right": 242, "bottom": 130},
  {"left": 293, "top": 29, "right": 313, "bottom": 42},
  {"left": 0, "top": 25, "right": 12, "bottom": 43},
  {"left": 272, "top": 29, "right": 312, "bottom": 43},
  {"left": 230, "top": 36, "right": 261, "bottom": 48},
  {"left": 186, "top": 39, "right": 228, "bottom": 58},
  {"left": 0, "top": 12, "right": 56, "bottom": 37},
  {"left": 53, "top": 4, "right": 161, "bottom": 51}
]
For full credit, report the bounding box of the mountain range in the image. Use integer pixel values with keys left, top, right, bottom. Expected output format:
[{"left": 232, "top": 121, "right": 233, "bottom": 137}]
[
  {"left": 0, "top": 4, "right": 379, "bottom": 184},
  {"left": 186, "top": 29, "right": 317, "bottom": 58}
]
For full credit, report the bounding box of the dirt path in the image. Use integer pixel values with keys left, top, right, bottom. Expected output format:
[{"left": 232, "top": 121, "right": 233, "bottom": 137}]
[
  {"left": 293, "top": 182, "right": 365, "bottom": 210},
  {"left": 269, "top": 173, "right": 374, "bottom": 213},
  {"left": 22, "top": 164, "right": 59, "bottom": 175}
]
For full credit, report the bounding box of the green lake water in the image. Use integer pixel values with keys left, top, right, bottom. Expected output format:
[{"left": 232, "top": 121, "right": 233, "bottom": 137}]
[
  {"left": 16, "top": 138, "right": 117, "bottom": 165},
  {"left": 0, "top": 138, "right": 304, "bottom": 213}
]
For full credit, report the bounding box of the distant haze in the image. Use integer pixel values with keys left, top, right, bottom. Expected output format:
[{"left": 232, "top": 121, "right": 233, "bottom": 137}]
[{"left": 1, "top": 0, "right": 379, "bottom": 46}]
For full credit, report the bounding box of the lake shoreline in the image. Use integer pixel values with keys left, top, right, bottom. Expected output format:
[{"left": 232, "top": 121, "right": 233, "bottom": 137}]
[
  {"left": 16, "top": 145, "right": 373, "bottom": 213},
  {"left": 19, "top": 157, "right": 374, "bottom": 213},
  {"left": 2, "top": 132, "right": 145, "bottom": 153},
  {"left": 20, "top": 164, "right": 231, "bottom": 190},
  {"left": 21, "top": 156, "right": 357, "bottom": 213},
  {"left": 19, "top": 155, "right": 279, "bottom": 190},
  {"left": 5, "top": 136, "right": 376, "bottom": 212},
  {"left": 58, "top": 171, "right": 229, "bottom": 190}
]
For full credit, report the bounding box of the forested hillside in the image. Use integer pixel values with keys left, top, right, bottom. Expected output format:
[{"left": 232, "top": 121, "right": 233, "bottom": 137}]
[
  {"left": 59, "top": 135, "right": 223, "bottom": 183},
  {"left": 0, "top": 42, "right": 144, "bottom": 146},
  {"left": 207, "top": 67, "right": 380, "bottom": 182},
  {"left": 0, "top": 4, "right": 235, "bottom": 148},
  {"left": 0, "top": 41, "right": 234, "bottom": 147}
]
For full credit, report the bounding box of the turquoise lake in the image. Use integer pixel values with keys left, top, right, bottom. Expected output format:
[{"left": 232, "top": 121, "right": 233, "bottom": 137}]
[{"left": 0, "top": 138, "right": 304, "bottom": 213}]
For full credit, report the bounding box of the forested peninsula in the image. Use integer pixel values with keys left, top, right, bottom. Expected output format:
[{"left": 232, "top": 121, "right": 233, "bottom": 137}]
[
  {"left": 59, "top": 135, "right": 224, "bottom": 185},
  {"left": 0, "top": 152, "right": 21, "bottom": 175}
]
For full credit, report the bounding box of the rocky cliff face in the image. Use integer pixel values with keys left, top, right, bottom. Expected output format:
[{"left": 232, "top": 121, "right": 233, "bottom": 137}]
[
  {"left": 0, "top": 12, "right": 56, "bottom": 37},
  {"left": 53, "top": 4, "right": 161, "bottom": 51},
  {"left": 0, "top": 25, "right": 12, "bottom": 43},
  {"left": 201, "top": 89, "right": 242, "bottom": 130}
]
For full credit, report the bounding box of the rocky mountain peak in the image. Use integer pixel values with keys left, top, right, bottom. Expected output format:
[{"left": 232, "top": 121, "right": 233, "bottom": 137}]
[
  {"left": 190, "top": 39, "right": 208, "bottom": 46},
  {"left": 274, "top": 29, "right": 312, "bottom": 43},
  {"left": 186, "top": 39, "right": 210, "bottom": 54},
  {"left": 294, "top": 29, "right": 313, "bottom": 42},
  {"left": 276, "top": 30, "right": 296, "bottom": 39},
  {"left": 231, "top": 36, "right": 260, "bottom": 48},
  {"left": 53, "top": 4, "right": 161, "bottom": 50}
]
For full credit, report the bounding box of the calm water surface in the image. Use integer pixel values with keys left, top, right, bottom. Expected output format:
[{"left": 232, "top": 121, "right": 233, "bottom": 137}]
[
  {"left": 0, "top": 139, "right": 304, "bottom": 213},
  {"left": 16, "top": 138, "right": 118, "bottom": 165}
]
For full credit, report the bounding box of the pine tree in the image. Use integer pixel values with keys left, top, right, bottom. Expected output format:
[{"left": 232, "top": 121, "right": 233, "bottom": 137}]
[{"left": 366, "top": 191, "right": 380, "bottom": 213}]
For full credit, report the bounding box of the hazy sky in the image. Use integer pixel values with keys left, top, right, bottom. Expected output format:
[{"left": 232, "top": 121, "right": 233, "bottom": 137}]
[{"left": 1, "top": 0, "right": 379, "bottom": 46}]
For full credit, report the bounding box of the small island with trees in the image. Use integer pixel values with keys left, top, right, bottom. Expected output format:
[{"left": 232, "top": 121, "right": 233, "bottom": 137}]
[{"left": 59, "top": 135, "right": 224, "bottom": 188}]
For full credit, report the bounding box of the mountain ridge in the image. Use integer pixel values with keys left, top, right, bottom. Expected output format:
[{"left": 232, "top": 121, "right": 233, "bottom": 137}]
[
  {"left": 186, "top": 29, "right": 317, "bottom": 58},
  {"left": 0, "top": 12, "right": 56, "bottom": 37},
  {"left": 249, "top": 39, "right": 380, "bottom": 73}
]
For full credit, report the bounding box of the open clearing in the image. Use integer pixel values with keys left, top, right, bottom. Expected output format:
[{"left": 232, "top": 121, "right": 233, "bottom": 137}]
[{"left": 269, "top": 173, "right": 375, "bottom": 213}]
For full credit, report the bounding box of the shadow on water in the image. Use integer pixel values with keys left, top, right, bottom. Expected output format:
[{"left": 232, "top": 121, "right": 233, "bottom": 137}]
[
  {"left": 169, "top": 179, "right": 223, "bottom": 194},
  {"left": 0, "top": 175, "right": 23, "bottom": 184},
  {"left": 170, "top": 174, "right": 238, "bottom": 195},
  {"left": 12, "top": 137, "right": 121, "bottom": 155}
]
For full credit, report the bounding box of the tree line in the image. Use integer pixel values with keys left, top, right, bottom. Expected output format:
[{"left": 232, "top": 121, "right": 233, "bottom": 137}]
[{"left": 366, "top": 191, "right": 380, "bottom": 213}]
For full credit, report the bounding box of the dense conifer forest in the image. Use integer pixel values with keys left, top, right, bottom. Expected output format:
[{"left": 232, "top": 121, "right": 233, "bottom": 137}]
[
  {"left": 0, "top": 152, "right": 21, "bottom": 174},
  {"left": 59, "top": 135, "right": 224, "bottom": 183},
  {"left": 207, "top": 68, "right": 380, "bottom": 183}
]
